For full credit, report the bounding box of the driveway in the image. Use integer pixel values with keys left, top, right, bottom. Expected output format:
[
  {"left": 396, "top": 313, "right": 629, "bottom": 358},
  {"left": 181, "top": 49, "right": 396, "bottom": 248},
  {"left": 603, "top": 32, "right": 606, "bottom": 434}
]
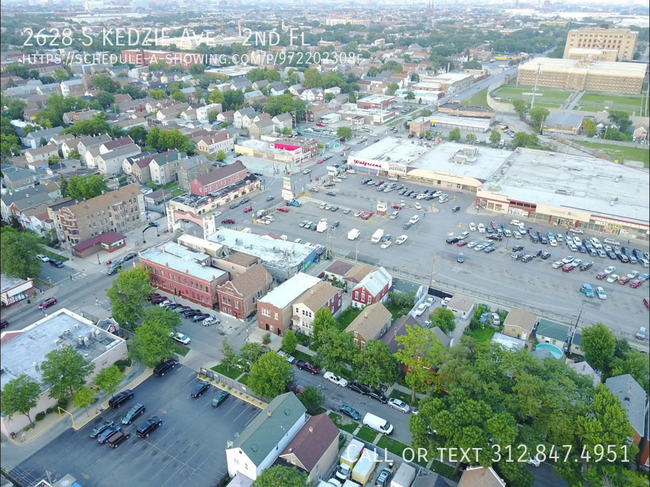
[{"left": 10, "top": 366, "right": 260, "bottom": 487}]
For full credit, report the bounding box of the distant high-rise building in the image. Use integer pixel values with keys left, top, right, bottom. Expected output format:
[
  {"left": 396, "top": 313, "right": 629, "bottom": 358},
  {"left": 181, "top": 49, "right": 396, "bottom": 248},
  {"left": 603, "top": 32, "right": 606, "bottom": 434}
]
[{"left": 563, "top": 27, "right": 638, "bottom": 62}]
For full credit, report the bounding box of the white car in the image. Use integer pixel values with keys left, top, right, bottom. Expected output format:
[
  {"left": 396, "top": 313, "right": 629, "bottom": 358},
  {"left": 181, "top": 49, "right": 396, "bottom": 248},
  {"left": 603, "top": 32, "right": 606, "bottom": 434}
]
[
  {"left": 527, "top": 456, "right": 541, "bottom": 467},
  {"left": 212, "top": 211, "right": 222, "bottom": 217},
  {"left": 409, "top": 215, "right": 420, "bottom": 225},
  {"left": 549, "top": 239, "right": 557, "bottom": 247},
  {"left": 562, "top": 256, "right": 575, "bottom": 264},
  {"left": 294, "top": 238, "right": 303, "bottom": 244},
  {"left": 413, "top": 303, "right": 427, "bottom": 317},
  {"left": 170, "top": 332, "right": 191, "bottom": 345},
  {"left": 627, "top": 271, "right": 639, "bottom": 280},
  {"left": 595, "top": 287, "right": 607, "bottom": 300},
  {"left": 606, "top": 274, "right": 619, "bottom": 283},
  {"left": 604, "top": 266, "right": 616, "bottom": 275},
  {"left": 390, "top": 211, "right": 399, "bottom": 220},
  {"left": 478, "top": 223, "right": 486, "bottom": 233},
  {"left": 459, "top": 231, "right": 470, "bottom": 240},
  {"left": 573, "top": 236, "right": 582, "bottom": 246},
  {"left": 556, "top": 233, "right": 564, "bottom": 242},
  {"left": 414, "top": 202, "right": 422, "bottom": 210},
  {"left": 424, "top": 296, "right": 435, "bottom": 307},
  {"left": 388, "top": 398, "right": 411, "bottom": 413},
  {"left": 552, "top": 261, "right": 563, "bottom": 269},
  {"left": 441, "top": 297, "right": 451, "bottom": 307},
  {"left": 36, "top": 254, "right": 50, "bottom": 263},
  {"left": 570, "top": 228, "right": 584, "bottom": 234},
  {"left": 590, "top": 237, "right": 602, "bottom": 249},
  {"left": 381, "top": 240, "right": 392, "bottom": 249},
  {"left": 319, "top": 218, "right": 328, "bottom": 224},
  {"left": 396, "top": 235, "right": 408, "bottom": 245},
  {"left": 510, "top": 219, "right": 522, "bottom": 226},
  {"left": 277, "top": 350, "right": 296, "bottom": 364},
  {"left": 513, "top": 231, "right": 521, "bottom": 239},
  {"left": 354, "top": 211, "right": 363, "bottom": 218},
  {"left": 467, "top": 241, "right": 478, "bottom": 248},
  {"left": 303, "top": 169, "right": 311, "bottom": 175},
  {"left": 468, "top": 222, "right": 477, "bottom": 231},
  {"left": 323, "top": 372, "right": 348, "bottom": 387}
]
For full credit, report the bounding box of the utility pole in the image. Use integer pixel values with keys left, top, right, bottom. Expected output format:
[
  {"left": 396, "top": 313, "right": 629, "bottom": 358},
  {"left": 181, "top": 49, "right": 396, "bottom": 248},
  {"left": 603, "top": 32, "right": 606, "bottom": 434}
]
[
  {"left": 429, "top": 256, "right": 438, "bottom": 289},
  {"left": 530, "top": 64, "right": 541, "bottom": 109}
]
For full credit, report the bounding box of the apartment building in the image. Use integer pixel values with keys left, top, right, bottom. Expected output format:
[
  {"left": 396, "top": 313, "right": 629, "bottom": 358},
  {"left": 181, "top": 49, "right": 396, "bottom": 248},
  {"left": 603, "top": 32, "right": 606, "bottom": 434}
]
[
  {"left": 563, "top": 27, "right": 638, "bottom": 62},
  {"left": 53, "top": 184, "right": 145, "bottom": 245}
]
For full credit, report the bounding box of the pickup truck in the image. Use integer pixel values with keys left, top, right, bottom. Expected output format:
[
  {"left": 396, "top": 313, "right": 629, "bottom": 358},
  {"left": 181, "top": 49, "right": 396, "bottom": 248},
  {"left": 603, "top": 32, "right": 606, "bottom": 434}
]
[{"left": 296, "top": 360, "right": 320, "bottom": 375}]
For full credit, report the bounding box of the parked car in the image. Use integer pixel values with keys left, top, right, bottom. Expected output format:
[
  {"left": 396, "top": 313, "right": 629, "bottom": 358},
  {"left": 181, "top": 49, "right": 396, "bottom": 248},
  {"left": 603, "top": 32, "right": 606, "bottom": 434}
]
[
  {"left": 123, "top": 252, "right": 137, "bottom": 262},
  {"left": 49, "top": 259, "right": 64, "bottom": 268},
  {"left": 136, "top": 416, "right": 163, "bottom": 438},
  {"left": 171, "top": 332, "right": 191, "bottom": 345},
  {"left": 153, "top": 358, "right": 177, "bottom": 377},
  {"left": 107, "top": 430, "right": 130, "bottom": 448},
  {"left": 108, "top": 389, "right": 134, "bottom": 409},
  {"left": 339, "top": 404, "right": 361, "bottom": 421},
  {"left": 368, "top": 388, "right": 388, "bottom": 404},
  {"left": 192, "top": 313, "right": 210, "bottom": 322},
  {"left": 388, "top": 398, "right": 411, "bottom": 413},
  {"left": 296, "top": 360, "right": 320, "bottom": 374},
  {"left": 90, "top": 420, "right": 115, "bottom": 438},
  {"left": 452, "top": 206, "right": 461, "bottom": 212},
  {"left": 97, "top": 425, "right": 121, "bottom": 444},
  {"left": 36, "top": 254, "right": 50, "bottom": 262},
  {"left": 212, "top": 390, "right": 230, "bottom": 408},
  {"left": 348, "top": 382, "right": 372, "bottom": 395},
  {"left": 221, "top": 219, "right": 235, "bottom": 224},
  {"left": 324, "top": 372, "right": 349, "bottom": 387},
  {"left": 375, "top": 468, "right": 394, "bottom": 487},
  {"left": 121, "top": 403, "right": 146, "bottom": 425},
  {"left": 38, "top": 297, "right": 58, "bottom": 309},
  {"left": 190, "top": 381, "right": 211, "bottom": 398}
]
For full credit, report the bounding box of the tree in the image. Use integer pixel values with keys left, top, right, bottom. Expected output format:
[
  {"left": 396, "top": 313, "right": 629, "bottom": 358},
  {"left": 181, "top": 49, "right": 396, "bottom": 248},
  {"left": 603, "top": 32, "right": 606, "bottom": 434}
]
[
  {"left": 337, "top": 126, "right": 352, "bottom": 140},
  {"left": 463, "top": 60, "right": 483, "bottom": 70},
  {"left": 129, "top": 307, "right": 180, "bottom": 367},
  {"left": 315, "top": 327, "right": 356, "bottom": 376},
  {"left": 248, "top": 352, "right": 294, "bottom": 399},
  {"left": 220, "top": 340, "right": 238, "bottom": 372},
  {"left": 582, "top": 118, "right": 597, "bottom": 137},
  {"left": 0, "top": 374, "right": 41, "bottom": 426},
  {"left": 91, "top": 74, "right": 119, "bottom": 93},
  {"left": 489, "top": 130, "right": 501, "bottom": 145},
  {"left": 355, "top": 340, "right": 398, "bottom": 389},
  {"left": 0, "top": 228, "right": 43, "bottom": 279},
  {"left": 608, "top": 110, "right": 632, "bottom": 132},
  {"left": 611, "top": 347, "right": 649, "bottom": 393},
  {"left": 282, "top": 330, "right": 298, "bottom": 354},
  {"left": 388, "top": 292, "right": 415, "bottom": 315},
  {"left": 312, "top": 308, "right": 337, "bottom": 351},
  {"left": 215, "top": 150, "right": 227, "bottom": 161},
  {"left": 512, "top": 99, "right": 530, "bottom": 119},
  {"left": 72, "top": 386, "right": 96, "bottom": 416},
  {"left": 189, "top": 64, "right": 205, "bottom": 75},
  {"left": 5, "top": 99, "right": 27, "bottom": 120},
  {"left": 466, "top": 133, "right": 477, "bottom": 144},
  {"left": 41, "top": 346, "right": 95, "bottom": 401},
  {"left": 298, "top": 386, "right": 324, "bottom": 414},
  {"left": 106, "top": 265, "right": 152, "bottom": 326},
  {"left": 581, "top": 323, "right": 616, "bottom": 372},
  {"left": 172, "top": 91, "right": 188, "bottom": 103},
  {"left": 93, "top": 365, "right": 122, "bottom": 399},
  {"left": 511, "top": 132, "right": 539, "bottom": 148},
  {"left": 148, "top": 89, "right": 167, "bottom": 100},
  {"left": 386, "top": 82, "right": 399, "bottom": 95},
  {"left": 127, "top": 126, "right": 148, "bottom": 146},
  {"left": 448, "top": 127, "right": 461, "bottom": 142},
  {"left": 395, "top": 325, "right": 443, "bottom": 402},
  {"left": 405, "top": 91, "right": 415, "bottom": 101},
  {"left": 324, "top": 92, "right": 335, "bottom": 102},
  {"left": 529, "top": 106, "right": 550, "bottom": 133},
  {"left": 94, "top": 91, "right": 115, "bottom": 108},
  {"left": 207, "top": 88, "right": 225, "bottom": 105},
  {"left": 252, "top": 465, "right": 307, "bottom": 487},
  {"left": 302, "top": 68, "right": 323, "bottom": 89},
  {"left": 282, "top": 127, "right": 292, "bottom": 136},
  {"left": 240, "top": 343, "right": 265, "bottom": 369},
  {"left": 428, "top": 308, "right": 456, "bottom": 334}
]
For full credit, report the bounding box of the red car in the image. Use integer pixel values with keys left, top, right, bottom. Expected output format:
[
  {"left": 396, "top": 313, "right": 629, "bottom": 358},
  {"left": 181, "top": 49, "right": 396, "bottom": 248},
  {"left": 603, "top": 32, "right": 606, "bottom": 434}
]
[
  {"left": 243, "top": 207, "right": 253, "bottom": 213},
  {"left": 296, "top": 360, "right": 320, "bottom": 374},
  {"left": 392, "top": 204, "right": 403, "bottom": 210},
  {"left": 629, "top": 279, "right": 642, "bottom": 288},
  {"left": 277, "top": 207, "right": 289, "bottom": 213},
  {"left": 316, "top": 159, "right": 324, "bottom": 164},
  {"left": 644, "top": 298, "right": 649, "bottom": 309},
  {"left": 221, "top": 219, "right": 235, "bottom": 224},
  {"left": 562, "top": 264, "right": 575, "bottom": 272},
  {"left": 38, "top": 297, "right": 58, "bottom": 309},
  {"left": 595, "top": 272, "right": 606, "bottom": 280},
  {"left": 316, "top": 122, "right": 324, "bottom": 127},
  {"left": 618, "top": 276, "right": 630, "bottom": 285},
  {"left": 457, "top": 241, "right": 467, "bottom": 247}
]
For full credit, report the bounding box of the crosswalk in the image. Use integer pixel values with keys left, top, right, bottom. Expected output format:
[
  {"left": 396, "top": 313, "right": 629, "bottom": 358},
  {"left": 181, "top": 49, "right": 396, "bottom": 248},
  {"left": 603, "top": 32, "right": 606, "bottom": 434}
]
[{"left": 71, "top": 272, "right": 87, "bottom": 280}]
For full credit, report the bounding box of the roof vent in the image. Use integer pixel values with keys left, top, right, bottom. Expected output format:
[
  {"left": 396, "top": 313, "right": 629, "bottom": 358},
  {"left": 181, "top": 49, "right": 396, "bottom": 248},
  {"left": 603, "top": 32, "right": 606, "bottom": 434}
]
[
  {"left": 267, "top": 409, "right": 272, "bottom": 417},
  {"left": 309, "top": 427, "right": 313, "bottom": 433}
]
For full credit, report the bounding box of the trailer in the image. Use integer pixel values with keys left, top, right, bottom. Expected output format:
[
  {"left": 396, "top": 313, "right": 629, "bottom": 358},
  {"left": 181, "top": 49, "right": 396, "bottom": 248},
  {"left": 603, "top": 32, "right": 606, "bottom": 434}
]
[
  {"left": 371, "top": 229, "right": 384, "bottom": 244},
  {"left": 351, "top": 449, "right": 378, "bottom": 485},
  {"left": 341, "top": 439, "right": 365, "bottom": 467},
  {"left": 391, "top": 463, "right": 416, "bottom": 487}
]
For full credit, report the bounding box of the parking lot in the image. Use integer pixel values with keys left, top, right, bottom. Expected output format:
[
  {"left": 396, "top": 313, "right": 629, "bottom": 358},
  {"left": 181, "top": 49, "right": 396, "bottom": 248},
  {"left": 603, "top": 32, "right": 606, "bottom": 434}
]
[
  {"left": 246, "top": 173, "right": 649, "bottom": 339},
  {"left": 11, "top": 366, "right": 260, "bottom": 487}
]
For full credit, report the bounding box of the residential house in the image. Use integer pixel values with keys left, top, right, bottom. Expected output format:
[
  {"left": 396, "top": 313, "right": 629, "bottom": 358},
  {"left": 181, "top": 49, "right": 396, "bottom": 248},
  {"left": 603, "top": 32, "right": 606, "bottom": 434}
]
[
  {"left": 299, "top": 88, "right": 323, "bottom": 102},
  {"left": 502, "top": 308, "right": 536, "bottom": 342},
  {"left": 177, "top": 154, "right": 212, "bottom": 191},
  {"left": 49, "top": 134, "right": 75, "bottom": 148},
  {"left": 123, "top": 152, "right": 157, "bottom": 183},
  {"left": 270, "top": 115, "right": 292, "bottom": 135},
  {"left": 568, "top": 361, "right": 601, "bottom": 387},
  {"left": 115, "top": 116, "right": 148, "bottom": 130},
  {"left": 269, "top": 82, "right": 288, "bottom": 96},
  {"left": 189, "top": 160, "right": 248, "bottom": 196},
  {"left": 226, "top": 393, "right": 306, "bottom": 482},
  {"left": 257, "top": 273, "right": 321, "bottom": 336},
  {"left": 252, "top": 80, "right": 269, "bottom": 91},
  {"left": 491, "top": 333, "right": 527, "bottom": 352},
  {"left": 445, "top": 294, "right": 475, "bottom": 319},
  {"left": 351, "top": 267, "right": 392, "bottom": 308},
  {"left": 62, "top": 110, "right": 100, "bottom": 125},
  {"left": 96, "top": 144, "right": 141, "bottom": 175},
  {"left": 243, "top": 90, "right": 266, "bottom": 105},
  {"left": 76, "top": 134, "right": 112, "bottom": 162},
  {"left": 249, "top": 118, "right": 275, "bottom": 139},
  {"left": 60, "top": 78, "right": 84, "bottom": 97},
  {"left": 196, "top": 132, "right": 236, "bottom": 155},
  {"left": 229, "top": 80, "right": 251, "bottom": 91},
  {"left": 344, "top": 264, "right": 373, "bottom": 285},
  {"left": 196, "top": 103, "right": 222, "bottom": 120},
  {"left": 217, "top": 110, "right": 235, "bottom": 124},
  {"left": 458, "top": 467, "right": 507, "bottom": 487},
  {"left": 345, "top": 302, "right": 392, "bottom": 353},
  {"left": 291, "top": 281, "right": 344, "bottom": 336},
  {"left": 605, "top": 374, "right": 647, "bottom": 451},
  {"left": 216, "top": 265, "right": 273, "bottom": 320},
  {"left": 149, "top": 151, "right": 180, "bottom": 185},
  {"left": 534, "top": 318, "right": 570, "bottom": 349},
  {"left": 289, "top": 84, "right": 305, "bottom": 97},
  {"left": 214, "top": 251, "right": 261, "bottom": 279},
  {"left": 1, "top": 184, "right": 53, "bottom": 221},
  {"left": 633, "top": 123, "right": 648, "bottom": 142},
  {"left": 278, "top": 414, "right": 340, "bottom": 485},
  {"left": 234, "top": 107, "right": 257, "bottom": 129},
  {"left": 156, "top": 102, "right": 190, "bottom": 122},
  {"left": 180, "top": 108, "right": 197, "bottom": 121},
  {"left": 24, "top": 144, "right": 59, "bottom": 164},
  {"left": 569, "top": 329, "right": 585, "bottom": 356},
  {"left": 143, "top": 189, "right": 173, "bottom": 207},
  {"left": 383, "top": 314, "right": 453, "bottom": 354},
  {"left": 323, "top": 260, "right": 355, "bottom": 283},
  {"left": 21, "top": 127, "right": 64, "bottom": 149}
]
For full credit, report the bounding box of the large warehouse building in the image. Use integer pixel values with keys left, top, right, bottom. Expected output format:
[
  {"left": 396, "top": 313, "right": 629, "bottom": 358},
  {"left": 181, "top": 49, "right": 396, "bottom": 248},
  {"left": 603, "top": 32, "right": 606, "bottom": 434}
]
[
  {"left": 516, "top": 58, "right": 647, "bottom": 94},
  {"left": 563, "top": 27, "right": 638, "bottom": 62},
  {"left": 347, "top": 138, "right": 649, "bottom": 240}
]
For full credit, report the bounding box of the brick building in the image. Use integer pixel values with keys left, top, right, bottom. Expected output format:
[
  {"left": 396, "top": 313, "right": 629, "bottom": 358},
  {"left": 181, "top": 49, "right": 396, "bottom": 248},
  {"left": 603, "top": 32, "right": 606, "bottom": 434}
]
[
  {"left": 351, "top": 267, "right": 392, "bottom": 309},
  {"left": 291, "top": 281, "right": 344, "bottom": 336},
  {"left": 216, "top": 265, "right": 272, "bottom": 319},
  {"left": 189, "top": 160, "right": 248, "bottom": 196}
]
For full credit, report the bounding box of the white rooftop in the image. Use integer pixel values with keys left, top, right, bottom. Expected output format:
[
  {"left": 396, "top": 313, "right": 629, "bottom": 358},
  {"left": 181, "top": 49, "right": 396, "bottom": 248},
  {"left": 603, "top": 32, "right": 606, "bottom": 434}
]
[
  {"left": 357, "top": 94, "right": 396, "bottom": 104},
  {"left": 258, "top": 272, "right": 321, "bottom": 309},
  {"left": 411, "top": 142, "right": 512, "bottom": 179},
  {"left": 483, "top": 148, "right": 650, "bottom": 225},
  {"left": 209, "top": 229, "right": 315, "bottom": 269},
  {"left": 140, "top": 242, "right": 226, "bottom": 282},
  {"left": 1, "top": 309, "right": 125, "bottom": 391},
  {"left": 1, "top": 273, "right": 30, "bottom": 293},
  {"left": 491, "top": 332, "right": 527, "bottom": 351},
  {"left": 177, "top": 234, "right": 223, "bottom": 254},
  {"left": 351, "top": 136, "right": 429, "bottom": 165}
]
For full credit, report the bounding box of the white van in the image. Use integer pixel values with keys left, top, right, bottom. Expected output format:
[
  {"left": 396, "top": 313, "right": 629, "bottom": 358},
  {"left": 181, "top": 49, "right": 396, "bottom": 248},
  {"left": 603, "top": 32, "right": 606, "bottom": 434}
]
[
  {"left": 603, "top": 237, "right": 620, "bottom": 246},
  {"left": 362, "top": 412, "right": 393, "bottom": 435}
]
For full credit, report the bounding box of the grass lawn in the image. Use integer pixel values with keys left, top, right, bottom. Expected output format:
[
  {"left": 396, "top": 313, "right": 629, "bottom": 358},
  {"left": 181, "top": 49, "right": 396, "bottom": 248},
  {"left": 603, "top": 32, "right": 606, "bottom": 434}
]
[
  {"left": 173, "top": 343, "right": 190, "bottom": 356},
  {"left": 329, "top": 412, "right": 359, "bottom": 434},
  {"left": 389, "top": 389, "right": 418, "bottom": 407},
  {"left": 462, "top": 88, "right": 489, "bottom": 108},
  {"left": 238, "top": 374, "right": 250, "bottom": 385},
  {"left": 377, "top": 436, "right": 411, "bottom": 459},
  {"left": 431, "top": 459, "right": 459, "bottom": 480},
  {"left": 163, "top": 182, "right": 179, "bottom": 191},
  {"left": 292, "top": 350, "right": 314, "bottom": 363},
  {"left": 464, "top": 327, "right": 497, "bottom": 343},
  {"left": 385, "top": 303, "right": 409, "bottom": 320},
  {"left": 492, "top": 84, "right": 572, "bottom": 106},
  {"left": 579, "top": 92, "right": 645, "bottom": 114},
  {"left": 356, "top": 426, "right": 378, "bottom": 443},
  {"left": 336, "top": 307, "right": 362, "bottom": 331},
  {"left": 172, "top": 189, "right": 186, "bottom": 197},
  {"left": 42, "top": 250, "right": 68, "bottom": 262},
  {"left": 210, "top": 363, "right": 242, "bottom": 380},
  {"left": 577, "top": 141, "right": 650, "bottom": 167}
]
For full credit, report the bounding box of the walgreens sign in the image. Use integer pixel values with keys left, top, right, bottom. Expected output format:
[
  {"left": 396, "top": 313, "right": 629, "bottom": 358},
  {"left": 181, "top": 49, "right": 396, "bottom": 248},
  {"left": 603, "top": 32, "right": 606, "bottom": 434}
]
[{"left": 353, "top": 159, "right": 385, "bottom": 169}]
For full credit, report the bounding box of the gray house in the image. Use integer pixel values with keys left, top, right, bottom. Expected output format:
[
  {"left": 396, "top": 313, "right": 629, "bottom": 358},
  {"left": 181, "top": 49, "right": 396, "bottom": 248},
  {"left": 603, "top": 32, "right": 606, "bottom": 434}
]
[{"left": 21, "top": 127, "right": 64, "bottom": 149}]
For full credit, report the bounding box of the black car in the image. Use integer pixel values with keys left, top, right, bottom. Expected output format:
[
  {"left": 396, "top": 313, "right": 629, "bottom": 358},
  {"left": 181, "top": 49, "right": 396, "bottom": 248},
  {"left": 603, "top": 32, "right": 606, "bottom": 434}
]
[
  {"left": 49, "top": 259, "right": 64, "bottom": 268},
  {"left": 348, "top": 381, "right": 372, "bottom": 395},
  {"left": 633, "top": 249, "right": 644, "bottom": 261},
  {"left": 368, "top": 389, "right": 388, "bottom": 404},
  {"left": 191, "top": 313, "right": 210, "bottom": 322},
  {"left": 486, "top": 234, "right": 502, "bottom": 241},
  {"left": 108, "top": 430, "right": 130, "bottom": 448},
  {"left": 174, "top": 305, "right": 191, "bottom": 313},
  {"left": 446, "top": 237, "right": 460, "bottom": 244},
  {"left": 191, "top": 381, "right": 211, "bottom": 398},
  {"left": 512, "top": 245, "right": 524, "bottom": 252},
  {"left": 153, "top": 358, "right": 177, "bottom": 377},
  {"left": 452, "top": 206, "right": 461, "bottom": 212},
  {"left": 136, "top": 416, "right": 163, "bottom": 438},
  {"left": 1, "top": 319, "right": 8, "bottom": 329},
  {"left": 530, "top": 234, "right": 540, "bottom": 243},
  {"left": 122, "top": 403, "right": 146, "bottom": 425},
  {"left": 330, "top": 221, "right": 340, "bottom": 228},
  {"left": 607, "top": 251, "right": 618, "bottom": 260},
  {"left": 533, "top": 249, "right": 543, "bottom": 258},
  {"left": 241, "top": 198, "right": 250, "bottom": 204},
  {"left": 540, "top": 251, "right": 551, "bottom": 260},
  {"left": 166, "top": 303, "right": 180, "bottom": 310},
  {"left": 325, "top": 191, "right": 336, "bottom": 196},
  {"left": 90, "top": 419, "right": 115, "bottom": 438},
  {"left": 182, "top": 309, "right": 201, "bottom": 318},
  {"left": 108, "top": 389, "right": 134, "bottom": 409},
  {"left": 540, "top": 236, "right": 549, "bottom": 245},
  {"left": 212, "top": 391, "right": 230, "bottom": 408},
  {"left": 123, "top": 252, "right": 137, "bottom": 262},
  {"left": 580, "top": 262, "right": 594, "bottom": 271},
  {"left": 229, "top": 202, "right": 240, "bottom": 209},
  {"left": 617, "top": 253, "right": 630, "bottom": 263}
]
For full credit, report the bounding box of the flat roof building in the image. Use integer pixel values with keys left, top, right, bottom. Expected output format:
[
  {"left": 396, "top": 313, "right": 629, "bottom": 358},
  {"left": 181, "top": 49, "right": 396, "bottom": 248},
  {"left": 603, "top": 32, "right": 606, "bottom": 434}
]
[
  {"left": 564, "top": 27, "right": 638, "bottom": 62},
  {"left": 1, "top": 309, "right": 127, "bottom": 437},
  {"left": 516, "top": 58, "right": 647, "bottom": 94}
]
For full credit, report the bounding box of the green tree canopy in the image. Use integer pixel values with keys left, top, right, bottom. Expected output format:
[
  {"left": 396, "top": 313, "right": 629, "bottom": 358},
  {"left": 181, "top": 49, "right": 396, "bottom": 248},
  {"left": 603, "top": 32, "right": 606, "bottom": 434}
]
[
  {"left": 216, "top": 150, "right": 227, "bottom": 161},
  {"left": 128, "top": 307, "right": 180, "bottom": 367},
  {"left": 355, "top": 340, "right": 398, "bottom": 389},
  {"left": 41, "top": 346, "right": 95, "bottom": 401},
  {"left": 315, "top": 327, "right": 356, "bottom": 376},
  {"left": 582, "top": 118, "right": 597, "bottom": 137},
  {"left": 581, "top": 323, "right": 616, "bottom": 372},
  {"left": 91, "top": 74, "right": 120, "bottom": 93},
  {"left": 248, "top": 352, "right": 294, "bottom": 399},
  {"left": 281, "top": 330, "right": 298, "bottom": 354},
  {"left": 0, "top": 374, "right": 41, "bottom": 426},
  {"left": 489, "top": 130, "right": 501, "bottom": 145},
  {"left": 0, "top": 228, "right": 44, "bottom": 279},
  {"left": 106, "top": 265, "right": 152, "bottom": 325},
  {"left": 336, "top": 126, "right": 352, "bottom": 140},
  {"left": 395, "top": 325, "right": 443, "bottom": 401},
  {"left": 428, "top": 308, "right": 456, "bottom": 334},
  {"left": 512, "top": 99, "right": 530, "bottom": 119},
  {"left": 220, "top": 340, "right": 238, "bottom": 372},
  {"left": 448, "top": 127, "right": 461, "bottom": 142},
  {"left": 61, "top": 174, "right": 108, "bottom": 199},
  {"left": 529, "top": 106, "right": 550, "bottom": 133},
  {"left": 298, "top": 386, "right": 324, "bottom": 415},
  {"left": 62, "top": 113, "right": 111, "bottom": 137},
  {"left": 312, "top": 307, "right": 337, "bottom": 351},
  {"left": 72, "top": 386, "right": 96, "bottom": 416},
  {"left": 252, "top": 465, "right": 307, "bottom": 487},
  {"left": 93, "top": 365, "right": 123, "bottom": 398}
]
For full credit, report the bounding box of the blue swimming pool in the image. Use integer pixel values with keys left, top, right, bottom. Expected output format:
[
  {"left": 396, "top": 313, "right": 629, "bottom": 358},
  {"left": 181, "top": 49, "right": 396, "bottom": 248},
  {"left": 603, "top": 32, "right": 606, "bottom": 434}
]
[{"left": 536, "top": 343, "right": 564, "bottom": 359}]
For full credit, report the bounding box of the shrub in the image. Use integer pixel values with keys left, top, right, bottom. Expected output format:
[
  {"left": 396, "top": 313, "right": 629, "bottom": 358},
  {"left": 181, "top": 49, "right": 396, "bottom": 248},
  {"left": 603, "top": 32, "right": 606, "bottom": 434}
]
[
  {"left": 35, "top": 412, "right": 46, "bottom": 421},
  {"left": 57, "top": 397, "right": 69, "bottom": 410},
  {"left": 262, "top": 332, "right": 271, "bottom": 345},
  {"left": 46, "top": 407, "right": 53, "bottom": 414},
  {"left": 117, "top": 364, "right": 126, "bottom": 373}
]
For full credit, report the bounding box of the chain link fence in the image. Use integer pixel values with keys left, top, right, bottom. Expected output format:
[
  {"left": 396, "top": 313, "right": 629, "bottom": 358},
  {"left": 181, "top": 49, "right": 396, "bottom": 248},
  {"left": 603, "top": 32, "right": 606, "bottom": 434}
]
[{"left": 199, "top": 368, "right": 271, "bottom": 404}]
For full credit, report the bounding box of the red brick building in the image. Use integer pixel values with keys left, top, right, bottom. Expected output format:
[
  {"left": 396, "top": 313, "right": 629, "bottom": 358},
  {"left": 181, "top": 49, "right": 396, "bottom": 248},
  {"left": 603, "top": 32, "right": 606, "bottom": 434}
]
[
  {"left": 189, "top": 161, "right": 248, "bottom": 196},
  {"left": 351, "top": 267, "right": 392, "bottom": 309},
  {"left": 216, "top": 265, "right": 272, "bottom": 319}
]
